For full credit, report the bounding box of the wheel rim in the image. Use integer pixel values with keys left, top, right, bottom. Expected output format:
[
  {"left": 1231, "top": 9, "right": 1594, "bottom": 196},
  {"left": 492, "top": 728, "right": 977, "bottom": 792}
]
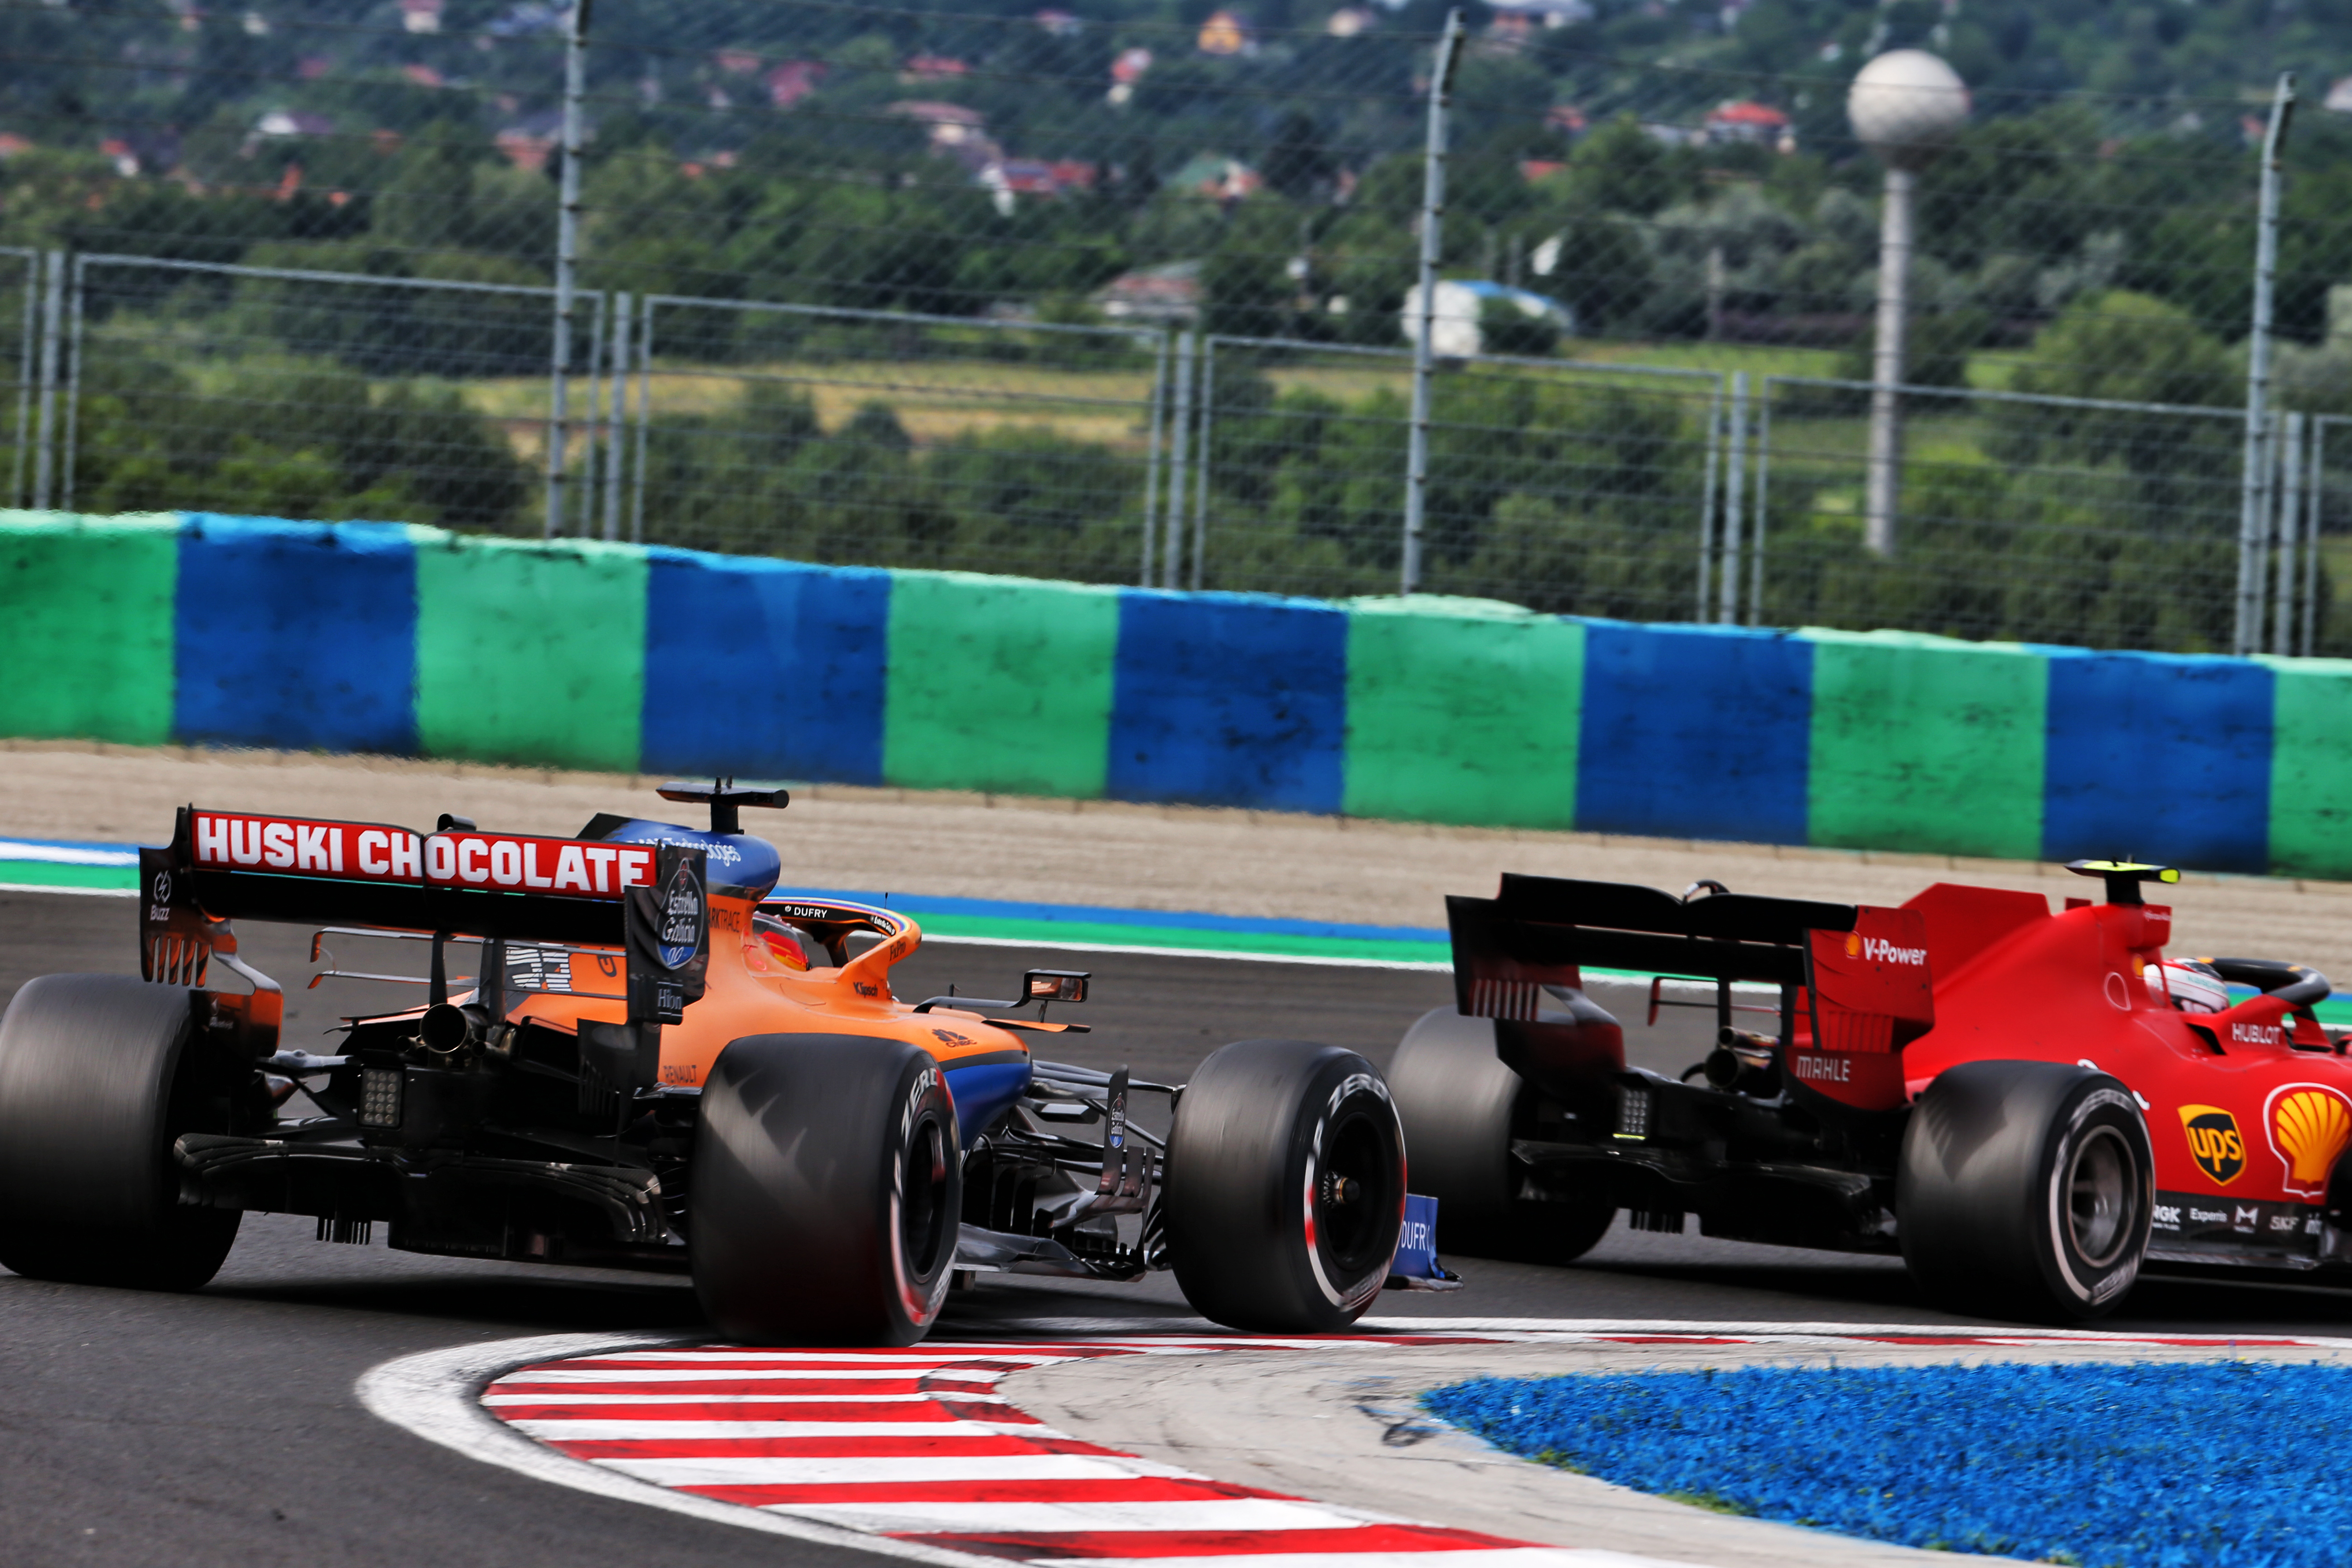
[
  {"left": 2064, "top": 1125, "right": 2138, "bottom": 1268},
  {"left": 1314, "top": 1102, "right": 1399, "bottom": 1280},
  {"left": 900, "top": 1115, "right": 951, "bottom": 1277}
]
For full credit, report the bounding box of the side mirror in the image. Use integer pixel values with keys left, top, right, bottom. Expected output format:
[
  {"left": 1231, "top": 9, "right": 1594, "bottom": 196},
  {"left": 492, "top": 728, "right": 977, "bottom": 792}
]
[{"left": 1025, "top": 970, "right": 1089, "bottom": 1004}]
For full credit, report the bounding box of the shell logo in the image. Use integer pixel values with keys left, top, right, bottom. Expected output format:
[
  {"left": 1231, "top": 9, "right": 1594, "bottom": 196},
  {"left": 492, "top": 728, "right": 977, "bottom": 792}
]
[
  {"left": 2263, "top": 1083, "right": 2352, "bottom": 1198},
  {"left": 1844, "top": 931, "right": 1862, "bottom": 958}
]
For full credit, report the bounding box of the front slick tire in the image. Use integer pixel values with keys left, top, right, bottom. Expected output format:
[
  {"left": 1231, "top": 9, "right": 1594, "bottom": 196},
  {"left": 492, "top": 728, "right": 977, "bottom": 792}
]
[
  {"left": 691, "top": 1034, "right": 960, "bottom": 1347},
  {"left": 1898, "top": 1060, "right": 2153, "bottom": 1323},
  {"left": 1166, "top": 1039, "right": 1405, "bottom": 1333},
  {"left": 0, "top": 974, "right": 240, "bottom": 1290}
]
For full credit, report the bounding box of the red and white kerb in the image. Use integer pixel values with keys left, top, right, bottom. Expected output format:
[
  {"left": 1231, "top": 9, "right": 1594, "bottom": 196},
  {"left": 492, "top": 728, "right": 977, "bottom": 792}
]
[{"left": 191, "top": 812, "right": 653, "bottom": 899}]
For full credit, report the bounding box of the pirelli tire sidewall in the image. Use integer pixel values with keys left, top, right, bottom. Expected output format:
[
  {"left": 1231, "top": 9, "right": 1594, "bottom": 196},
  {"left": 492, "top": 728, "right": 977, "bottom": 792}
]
[
  {"left": 690, "top": 1033, "right": 960, "bottom": 1347},
  {"left": 1164, "top": 1039, "right": 1405, "bottom": 1334},
  {"left": 0, "top": 973, "right": 242, "bottom": 1290},
  {"left": 1898, "top": 1060, "right": 2154, "bottom": 1322}
]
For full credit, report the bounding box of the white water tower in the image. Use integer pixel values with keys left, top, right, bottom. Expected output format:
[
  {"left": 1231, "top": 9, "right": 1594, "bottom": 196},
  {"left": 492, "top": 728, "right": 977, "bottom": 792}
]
[{"left": 1848, "top": 49, "right": 1970, "bottom": 557}]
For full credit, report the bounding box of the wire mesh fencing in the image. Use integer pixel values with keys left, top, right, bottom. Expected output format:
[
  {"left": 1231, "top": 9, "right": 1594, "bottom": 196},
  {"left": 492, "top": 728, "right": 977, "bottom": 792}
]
[
  {"left": 55, "top": 255, "right": 551, "bottom": 529},
  {"left": 1752, "top": 376, "right": 2256, "bottom": 650},
  {"left": 1164, "top": 335, "right": 1734, "bottom": 617},
  {"left": 11, "top": 2, "right": 2352, "bottom": 652},
  {"left": 626, "top": 297, "right": 1170, "bottom": 578}
]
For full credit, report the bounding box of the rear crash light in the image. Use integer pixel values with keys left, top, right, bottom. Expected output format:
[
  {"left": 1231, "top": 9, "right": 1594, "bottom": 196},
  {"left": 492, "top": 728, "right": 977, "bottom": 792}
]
[
  {"left": 359, "top": 1066, "right": 404, "bottom": 1129},
  {"left": 1614, "top": 1084, "right": 1651, "bottom": 1141}
]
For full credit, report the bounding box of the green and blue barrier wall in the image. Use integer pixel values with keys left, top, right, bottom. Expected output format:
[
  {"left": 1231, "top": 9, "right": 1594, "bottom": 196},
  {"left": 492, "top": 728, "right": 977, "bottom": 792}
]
[{"left": 6, "top": 510, "right": 2350, "bottom": 879}]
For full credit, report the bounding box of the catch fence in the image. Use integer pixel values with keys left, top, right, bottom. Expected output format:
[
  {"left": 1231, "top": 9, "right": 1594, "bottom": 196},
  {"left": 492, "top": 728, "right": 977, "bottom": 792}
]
[{"left": 7, "top": 1, "right": 2352, "bottom": 653}]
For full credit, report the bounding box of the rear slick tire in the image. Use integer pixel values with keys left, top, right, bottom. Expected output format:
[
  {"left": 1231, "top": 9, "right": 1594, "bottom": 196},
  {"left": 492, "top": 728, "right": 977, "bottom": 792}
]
[
  {"left": 0, "top": 974, "right": 241, "bottom": 1290},
  {"left": 1898, "top": 1059, "right": 2153, "bottom": 1323},
  {"left": 1387, "top": 1007, "right": 1614, "bottom": 1265},
  {"left": 1165, "top": 1039, "right": 1405, "bottom": 1333},
  {"left": 691, "top": 1034, "right": 960, "bottom": 1347}
]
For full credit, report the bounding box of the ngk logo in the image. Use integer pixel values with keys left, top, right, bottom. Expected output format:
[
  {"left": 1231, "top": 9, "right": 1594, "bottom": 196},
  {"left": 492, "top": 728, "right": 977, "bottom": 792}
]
[{"left": 1861, "top": 936, "right": 1926, "bottom": 966}]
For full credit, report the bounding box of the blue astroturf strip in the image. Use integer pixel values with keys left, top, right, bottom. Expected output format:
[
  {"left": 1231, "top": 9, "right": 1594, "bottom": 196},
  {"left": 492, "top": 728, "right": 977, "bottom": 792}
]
[{"left": 1424, "top": 1361, "right": 2352, "bottom": 1568}]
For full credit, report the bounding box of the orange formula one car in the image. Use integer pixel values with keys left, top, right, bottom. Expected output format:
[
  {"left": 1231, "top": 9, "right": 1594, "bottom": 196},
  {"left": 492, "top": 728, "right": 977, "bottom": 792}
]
[{"left": 0, "top": 784, "right": 1433, "bottom": 1343}]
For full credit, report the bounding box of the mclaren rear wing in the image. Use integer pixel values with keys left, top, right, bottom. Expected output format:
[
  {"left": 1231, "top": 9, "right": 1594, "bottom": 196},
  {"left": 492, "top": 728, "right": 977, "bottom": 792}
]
[
  {"left": 1448, "top": 872, "right": 1933, "bottom": 1053},
  {"left": 141, "top": 806, "right": 710, "bottom": 1025}
]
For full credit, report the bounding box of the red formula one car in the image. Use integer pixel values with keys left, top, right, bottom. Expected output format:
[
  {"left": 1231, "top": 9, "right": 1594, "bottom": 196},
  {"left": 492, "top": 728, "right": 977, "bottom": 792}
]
[
  {"left": 0, "top": 785, "right": 1432, "bottom": 1343},
  {"left": 1391, "top": 860, "right": 2351, "bottom": 1320}
]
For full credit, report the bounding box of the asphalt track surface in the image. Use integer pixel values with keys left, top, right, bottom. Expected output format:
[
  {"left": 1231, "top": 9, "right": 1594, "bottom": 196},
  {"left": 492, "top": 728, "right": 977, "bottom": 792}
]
[{"left": 6, "top": 888, "right": 2352, "bottom": 1567}]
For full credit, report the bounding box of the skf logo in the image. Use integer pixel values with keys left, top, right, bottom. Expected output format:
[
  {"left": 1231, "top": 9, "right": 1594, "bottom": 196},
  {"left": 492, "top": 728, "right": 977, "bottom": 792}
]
[
  {"left": 1861, "top": 936, "right": 1927, "bottom": 965},
  {"left": 2264, "top": 1084, "right": 2352, "bottom": 1199},
  {"left": 2178, "top": 1104, "right": 2245, "bottom": 1186}
]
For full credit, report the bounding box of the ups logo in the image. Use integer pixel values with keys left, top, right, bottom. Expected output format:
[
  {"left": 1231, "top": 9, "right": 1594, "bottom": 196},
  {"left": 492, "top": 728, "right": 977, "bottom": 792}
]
[{"left": 2179, "top": 1104, "right": 2245, "bottom": 1186}]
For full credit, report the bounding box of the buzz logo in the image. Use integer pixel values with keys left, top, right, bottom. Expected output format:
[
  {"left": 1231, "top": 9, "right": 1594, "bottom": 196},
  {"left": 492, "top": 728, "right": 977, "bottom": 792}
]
[{"left": 1861, "top": 936, "right": 1927, "bottom": 966}]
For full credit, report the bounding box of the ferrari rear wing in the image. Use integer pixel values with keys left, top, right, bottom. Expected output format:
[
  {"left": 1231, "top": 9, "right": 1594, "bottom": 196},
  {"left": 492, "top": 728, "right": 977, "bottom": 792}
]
[{"left": 1449, "top": 872, "right": 1933, "bottom": 1052}]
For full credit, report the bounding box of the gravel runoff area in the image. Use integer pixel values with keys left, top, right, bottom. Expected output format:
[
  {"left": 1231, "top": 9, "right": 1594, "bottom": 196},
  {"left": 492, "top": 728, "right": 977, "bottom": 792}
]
[
  {"left": 10, "top": 738, "right": 2352, "bottom": 979},
  {"left": 1428, "top": 1359, "right": 2344, "bottom": 1568}
]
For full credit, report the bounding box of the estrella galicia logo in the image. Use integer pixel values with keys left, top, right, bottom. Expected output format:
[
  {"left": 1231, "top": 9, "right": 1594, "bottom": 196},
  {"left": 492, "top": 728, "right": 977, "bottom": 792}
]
[
  {"left": 2179, "top": 1104, "right": 2245, "bottom": 1186},
  {"left": 656, "top": 859, "right": 705, "bottom": 970}
]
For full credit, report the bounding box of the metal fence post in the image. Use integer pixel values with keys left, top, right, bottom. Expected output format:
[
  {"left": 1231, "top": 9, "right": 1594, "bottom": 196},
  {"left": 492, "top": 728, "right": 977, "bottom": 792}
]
[
  {"left": 58, "top": 255, "right": 83, "bottom": 512},
  {"left": 2274, "top": 412, "right": 2304, "bottom": 656},
  {"left": 1749, "top": 382, "right": 1769, "bottom": 627},
  {"left": 631, "top": 299, "right": 653, "bottom": 544},
  {"left": 2246, "top": 410, "right": 2274, "bottom": 645},
  {"left": 603, "top": 291, "right": 631, "bottom": 542},
  {"left": 2237, "top": 72, "right": 2295, "bottom": 657},
  {"left": 1695, "top": 382, "right": 1720, "bottom": 622},
  {"left": 11, "top": 252, "right": 38, "bottom": 509},
  {"left": 1139, "top": 331, "right": 1169, "bottom": 586},
  {"left": 1400, "top": 8, "right": 1464, "bottom": 597},
  {"left": 544, "top": 0, "right": 592, "bottom": 538},
  {"left": 578, "top": 289, "right": 607, "bottom": 533},
  {"left": 2304, "top": 421, "right": 2327, "bottom": 657},
  {"left": 1163, "top": 333, "right": 1195, "bottom": 589},
  {"left": 1719, "top": 371, "right": 1748, "bottom": 626},
  {"left": 1191, "top": 337, "right": 1216, "bottom": 591},
  {"left": 30, "top": 250, "right": 61, "bottom": 511}
]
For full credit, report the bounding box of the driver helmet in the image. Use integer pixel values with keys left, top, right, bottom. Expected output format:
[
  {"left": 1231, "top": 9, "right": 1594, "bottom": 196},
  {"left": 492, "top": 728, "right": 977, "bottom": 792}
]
[{"left": 2145, "top": 959, "right": 2230, "bottom": 1014}]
